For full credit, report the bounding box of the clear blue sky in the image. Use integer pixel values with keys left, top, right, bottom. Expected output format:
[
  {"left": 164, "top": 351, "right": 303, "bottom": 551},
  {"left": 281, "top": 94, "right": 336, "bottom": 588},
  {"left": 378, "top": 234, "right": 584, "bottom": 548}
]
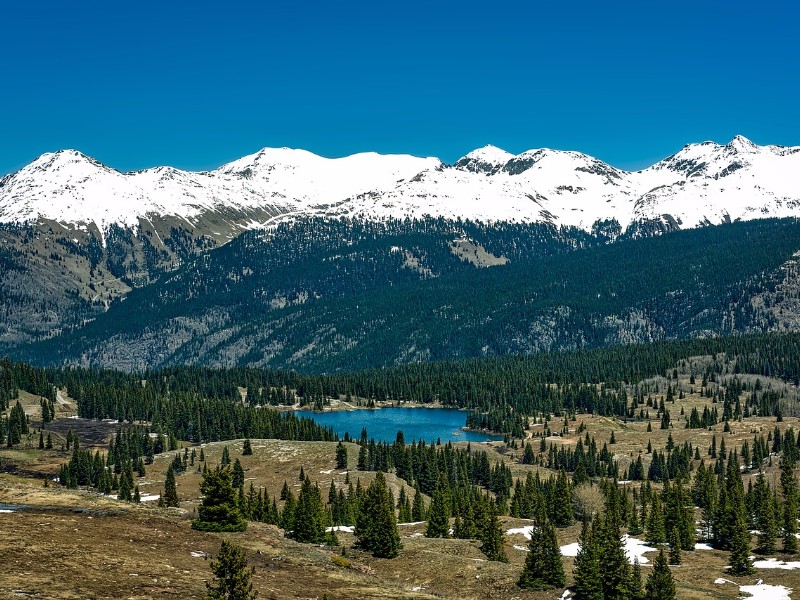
[{"left": 1, "top": 0, "right": 797, "bottom": 175}]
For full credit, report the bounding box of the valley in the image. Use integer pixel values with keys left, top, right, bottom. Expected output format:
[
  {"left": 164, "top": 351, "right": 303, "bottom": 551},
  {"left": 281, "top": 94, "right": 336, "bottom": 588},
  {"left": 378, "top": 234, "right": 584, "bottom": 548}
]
[{"left": 4, "top": 338, "right": 800, "bottom": 597}]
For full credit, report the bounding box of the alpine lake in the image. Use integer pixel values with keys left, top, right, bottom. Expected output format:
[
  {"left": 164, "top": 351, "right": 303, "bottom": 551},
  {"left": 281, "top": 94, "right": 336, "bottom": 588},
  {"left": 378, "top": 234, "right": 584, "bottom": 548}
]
[{"left": 294, "top": 407, "right": 501, "bottom": 444}]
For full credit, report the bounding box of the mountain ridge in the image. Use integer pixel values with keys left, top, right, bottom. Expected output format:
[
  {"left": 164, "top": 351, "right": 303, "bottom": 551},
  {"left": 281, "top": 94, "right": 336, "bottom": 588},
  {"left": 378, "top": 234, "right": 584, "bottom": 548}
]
[{"left": 2, "top": 136, "right": 798, "bottom": 233}]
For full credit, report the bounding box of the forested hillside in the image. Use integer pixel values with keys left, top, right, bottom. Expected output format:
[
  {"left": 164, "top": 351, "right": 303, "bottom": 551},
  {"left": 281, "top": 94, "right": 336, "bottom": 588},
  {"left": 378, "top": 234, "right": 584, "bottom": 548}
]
[{"left": 14, "top": 217, "right": 800, "bottom": 372}]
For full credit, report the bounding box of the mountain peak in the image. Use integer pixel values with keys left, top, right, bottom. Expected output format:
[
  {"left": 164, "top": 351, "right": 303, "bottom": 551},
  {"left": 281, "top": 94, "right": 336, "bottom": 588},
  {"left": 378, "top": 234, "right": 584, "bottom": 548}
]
[
  {"left": 454, "top": 145, "right": 514, "bottom": 174},
  {"left": 726, "top": 135, "right": 757, "bottom": 152}
]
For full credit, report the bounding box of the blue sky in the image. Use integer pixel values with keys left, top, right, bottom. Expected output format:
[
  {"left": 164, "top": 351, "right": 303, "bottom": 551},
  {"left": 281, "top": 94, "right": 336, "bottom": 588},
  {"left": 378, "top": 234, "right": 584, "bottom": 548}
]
[{"left": 1, "top": 0, "right": 797, "bottom": 175}]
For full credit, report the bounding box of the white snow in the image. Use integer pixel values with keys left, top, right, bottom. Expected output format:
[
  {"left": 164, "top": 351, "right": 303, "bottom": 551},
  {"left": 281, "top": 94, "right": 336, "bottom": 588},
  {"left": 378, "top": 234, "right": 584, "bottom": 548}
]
[
  {"left": 326, "top": 525, "right": 354, "bottom": 533},
  {"left": 695, "top": 542, "right": 714, "bottom": 550},
  {"left": 319, "top": 469, "right": 334, "bottom": 475},
  {"left": 0, "top": 509, "right": 14, "bottom": 513},
  {"left": 398, "top": 521, "right": 426, "bottom": 526},
  {"left": 739, "top": 583, "right": 792, "bottom": 599},
  {"left": 2, "top": 137, "right": 798, "bottom": 234},
  {"left": 506, "top": 525, "right": 535, "bottom": 539},
  {"left": 138, "top": 493, "right": 161, "bottom": 502},
  {"left": 513, "top": 544, "right": 529, "bottom": 552},
  {"left": 752, "top": 558, "right": 800, "bottom": 570},
  {"left": 559, "top": 535, "right": 656, "bottom": 564}
]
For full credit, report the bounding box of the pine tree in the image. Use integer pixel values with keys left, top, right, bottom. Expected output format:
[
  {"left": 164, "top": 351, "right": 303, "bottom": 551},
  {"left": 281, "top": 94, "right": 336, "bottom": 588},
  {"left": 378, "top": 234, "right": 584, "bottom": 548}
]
[
  {"left": 291, "top": 477, "right": 326, "bottom": 544},
  {"left": 335, "top": 441, "right": 348, "bottom": 470},
  {"left": 573, "top": 518, "right": 603, "bottom": 600},
  {"left": 425, "top": 476, "right": 450, "bottom": 538},
  {"left": 598, "top": 510, "right": 631, "bottom": 599},
  {"left": 644, "top": 549, "right": 676, "bottom": 600},
  {"left": 782, "top": 460, "right": 799, "bottom": 554},
  {"left": 629, "top": 557, "right": 644, "bottom": 600},
  {"left": 206, "top": 539, "right": 257, "bottom": 600},
  {"left": 728, "top": 515, "right": 753, "bottom": 575},
  {"left": 754, "top": 471, "right": 777, "bottom": 554},
  {"left": 517, "top": 509, "right": 565, "bottom": 590},
  {"left": 164, "top": 466, "right": 179, "bottom": 507},
  {"left": 242, "top": 438, "right": 253, "bottom": 456},
  {"left": 193, "top": 466, "right": 247, "bottom": 532},
  {"left": 354, "top": 472, "right": 401, "bottom": 558},
  {"left": 221, "top": 445, "right": 231, "bottom": 466},
  {"left": 668, "top": 527, "right": 681, "bottom": 565},
  {"left": 411, "top": 485, "right": 426, "bottom": 521},
  {"left": 479, "top": 502, "right": 507, "bottom": 562}
]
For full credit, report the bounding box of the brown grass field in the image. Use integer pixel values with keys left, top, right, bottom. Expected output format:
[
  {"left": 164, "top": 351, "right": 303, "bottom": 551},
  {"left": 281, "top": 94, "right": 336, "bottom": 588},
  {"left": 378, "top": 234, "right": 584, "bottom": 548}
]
[{"left": 3, "top": 361, "right": 800, "bottom": 598}]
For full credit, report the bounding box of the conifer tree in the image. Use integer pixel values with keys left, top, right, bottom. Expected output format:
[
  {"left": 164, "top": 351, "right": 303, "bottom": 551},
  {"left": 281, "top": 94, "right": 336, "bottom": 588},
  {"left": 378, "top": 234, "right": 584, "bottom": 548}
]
[
  {"left": 354, "top": 472, "right": 401, "bottom": 558},
  {"left": 479, "top": 502, "right": 507, "bottom": 562},
  {"left": 242, "top": 438, "right": 253, "bottom": 456},
  {"left": 425, "top": 476, "right": 450, "bottom": 538},
  {"left": 517, "top": 509, "right": 565, "bottom": 590},
  {"left": 728, "top": 511, "right": 754, "bottom": 575},
  {"left": 629, "top": 557, "right": 644, "bottom": 600},
  {"left": 668, "top": 527, "right": 681, "bottom": 565},
  {"left": 164, "top": 465, "right": 179, "bottom": 507},
  {"left": 206, "top": 539, "right": 257, "bottom": 600},
  {"left": 411, "top": 485, "right": 426, "bottom": 522},
  {"left": 291, "top": 477, "right": 326, "bottom": 544},
  {"left": 644, "top": 549, "right": 676, "bottom": 600},
  {"left": 335, "top": 441, "right": 348, "bottom": 470},
  {"left": 221, "top": 445, "right": 231, "bottom": 466},
  {"left": 782, "top": 460, "right": 799, "bottom": 554},
  {"left": 573, "top": 518, "right": 603, "bottom": 600},
  {"left": 598, "top": 509, "right": 631, "bottom": 599},
  {"left": 754, "top": 471, "right": 777, "bottom": 554},
  {"left": 232, "top": 458, "right": 245, "bottom": 489},
  {"left": 193, "top": 466, "right": 247, "bottom": 532}
]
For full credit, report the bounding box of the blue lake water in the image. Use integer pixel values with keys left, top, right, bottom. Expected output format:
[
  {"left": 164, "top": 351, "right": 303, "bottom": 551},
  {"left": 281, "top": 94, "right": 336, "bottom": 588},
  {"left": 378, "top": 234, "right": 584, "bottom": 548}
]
[{"left": 295, "top": 407, "right": 501, "bottom": 444}]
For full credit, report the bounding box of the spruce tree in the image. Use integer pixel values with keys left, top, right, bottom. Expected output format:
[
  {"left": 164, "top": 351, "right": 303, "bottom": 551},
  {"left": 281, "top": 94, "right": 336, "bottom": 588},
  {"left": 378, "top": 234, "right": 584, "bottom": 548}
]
[
  {"left": 644, "top": 549, "right": 676, "bottom": 600},
  {"left": 335, "top": 441, "right": 348, "bottom": 470},
  {"left": 291, "top": 477, "right": 326, "bottom": 544},
  {"left": 193, "top": 466, "right": 247, "bottom": 532},
  {"left": 668, "top": 527, "right": 681, "bottom": 565},
  {"left": 782, "top": 460, "right": 799, "bottom": 554},
  {"left": 479, "top": 502, "right": 507, "bottom": 562},
  {"left": 206, "top": 539, "right": 257, "bottom": 600},
  {"left": 411, "top": 485, "right": 426, "bottom": 522},
  {"left": 425, "top": 476, "right": 450, "bottom": 538},
  {"left": 598, "top": 509, "right": 631, "bottom": 599},
  {"left": 242, "top": 438, "right": 253, "bottom": 456},
  {"left": 728, "top": 510, "right": 754, "bottom": 575},
  {"left": 573, "top": 518, "right": 603, "bottom": 600},
  {"left": 629, "top": 557, "right": 644, "bottom": 600},
  {"left": 754, "top": 471, "right": 777, "bottom": 554},
  {"left": 164, "top": 466, "right": 179, "bottom": 507},
  {"left": 354, "top": 472, "right": 401, "bottom": 558},
  {"left": 517, "top": 509, "right": 565, "bottom": 590}
]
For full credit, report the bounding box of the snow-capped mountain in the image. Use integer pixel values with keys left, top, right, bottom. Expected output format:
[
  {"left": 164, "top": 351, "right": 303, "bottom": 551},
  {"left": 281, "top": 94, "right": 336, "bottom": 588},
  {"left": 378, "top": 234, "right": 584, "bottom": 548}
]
[{"left": 1, "top": 136, "right": 798, "bottom": 233}]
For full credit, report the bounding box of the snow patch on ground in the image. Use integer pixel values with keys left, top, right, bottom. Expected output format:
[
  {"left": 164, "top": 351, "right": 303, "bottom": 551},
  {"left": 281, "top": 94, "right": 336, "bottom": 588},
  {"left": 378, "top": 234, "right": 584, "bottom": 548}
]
[
  {"left": 319, "top": 469, "right": 334, "bottom": 475},
  {"left": 326, "top": 525, "right": 354, "bottom": 533},
  {"left": 399, "top": 521, "right": 426, "bottom": 526},
  {"left": 739, "top": 582, "right": 792, "bottom": 599},
  {"left": 695, "top": 542, "right": 714, "bottom": 550},
  {"left": 560, "top": 536, "right": 656, "bottom": 564},
  {"left": 0, "top": 509, "right": 14, "bottom": 513},
  {"left": 753, "top": 558, "right": 800, "bottom": 570},
  {"left": 506, "top": 525, "right": 534, "bottom": 539},
  {"left": 513, "top": 544, "right": 529, "bottom": 552}
]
